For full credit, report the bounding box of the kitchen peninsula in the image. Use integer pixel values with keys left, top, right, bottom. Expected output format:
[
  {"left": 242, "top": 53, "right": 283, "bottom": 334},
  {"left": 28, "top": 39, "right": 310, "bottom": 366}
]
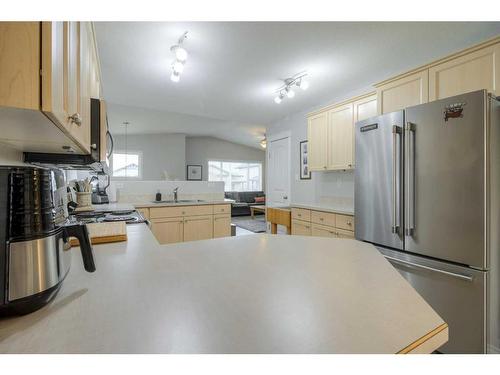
[{"left": 0, "top": 224, "right": 447, "bottom": 354}]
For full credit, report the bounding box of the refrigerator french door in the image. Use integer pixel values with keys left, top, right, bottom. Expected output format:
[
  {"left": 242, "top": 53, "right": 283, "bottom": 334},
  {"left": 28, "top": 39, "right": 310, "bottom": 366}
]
[
  {"left": 404, "top": 91, "right": 487, "bottom": 269},
  {"left": 354, "top": 90, "right": 500, "bottom": 353}
]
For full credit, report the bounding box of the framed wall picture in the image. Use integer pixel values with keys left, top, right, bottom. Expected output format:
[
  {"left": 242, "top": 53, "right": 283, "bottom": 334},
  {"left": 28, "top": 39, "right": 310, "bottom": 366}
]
[
  {"left": 299, "top": 140, "right": 311, "bottom": 180},
  {"left": 187, "top": 165, "right": 203, "bottom": 181}
]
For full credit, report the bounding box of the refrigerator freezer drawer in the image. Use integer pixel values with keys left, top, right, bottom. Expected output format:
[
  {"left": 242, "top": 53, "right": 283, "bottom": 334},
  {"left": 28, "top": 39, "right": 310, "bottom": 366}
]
[{"left": 378, "top": 247, "right": 486, "bottom": 353}]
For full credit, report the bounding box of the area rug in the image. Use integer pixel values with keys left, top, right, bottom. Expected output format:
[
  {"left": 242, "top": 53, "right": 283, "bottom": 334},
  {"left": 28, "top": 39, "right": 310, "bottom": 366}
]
[{"left": 232, "top": 216, "right": 267, "bottom": 233}]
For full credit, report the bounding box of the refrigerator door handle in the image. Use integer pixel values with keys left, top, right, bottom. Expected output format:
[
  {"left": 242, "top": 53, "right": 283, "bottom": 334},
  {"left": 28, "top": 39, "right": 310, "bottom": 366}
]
[
  {"left": 392, "top": 125, "right": 402, "bottom": 234},
  {"left": 405, "top": 122, "right": 416, "bottom": 236},
  {"left": 383, "top": 255, "right": 474, "bottom": 282}
]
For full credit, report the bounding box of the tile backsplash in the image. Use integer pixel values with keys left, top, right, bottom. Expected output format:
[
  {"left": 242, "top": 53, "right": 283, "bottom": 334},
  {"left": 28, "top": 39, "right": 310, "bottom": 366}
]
[{"left": 108, "top": 180, "right": 225, "bottom": 203}]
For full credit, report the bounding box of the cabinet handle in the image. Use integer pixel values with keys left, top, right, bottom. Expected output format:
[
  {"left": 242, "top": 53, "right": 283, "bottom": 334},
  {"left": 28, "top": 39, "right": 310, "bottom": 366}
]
[
  {"left": 347, "top": 221, "right": 352, "bottom": 226},
  {"left": 91, "top": 143, "right": 97, "bottom": 150},
  {"left": 320, "top": 217, "right": 324, "bottom": 221},
  {"left": 298, "top": 213, "right": 302, "bottom": 217},
  {"left": 69, "top": 113, "right": 82, "bottom": 126}
]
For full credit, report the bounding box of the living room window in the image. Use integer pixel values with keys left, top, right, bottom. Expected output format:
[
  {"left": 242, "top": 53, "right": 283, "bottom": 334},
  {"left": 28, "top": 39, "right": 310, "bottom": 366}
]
[
  {"left": 111, "top": 151, "right": 142, "bottom": 179},
  {"left": 208, "top": 160, "right": 262, "bottom": 191}
]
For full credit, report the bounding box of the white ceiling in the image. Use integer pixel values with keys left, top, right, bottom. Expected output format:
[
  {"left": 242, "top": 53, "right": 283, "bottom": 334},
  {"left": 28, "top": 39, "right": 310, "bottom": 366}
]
[{"left": 95, "top": 22, "right": 500, "bottom": 148}]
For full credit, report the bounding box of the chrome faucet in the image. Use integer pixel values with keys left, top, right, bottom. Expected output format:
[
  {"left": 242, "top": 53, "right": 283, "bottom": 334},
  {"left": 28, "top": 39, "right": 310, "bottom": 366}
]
[{"left": 173, "top": 187, "right": 179, "bottom": 203}]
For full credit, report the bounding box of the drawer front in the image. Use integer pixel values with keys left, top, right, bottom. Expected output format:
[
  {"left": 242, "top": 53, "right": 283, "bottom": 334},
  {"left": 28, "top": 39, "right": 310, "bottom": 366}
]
[
  {"left": 336, "top": 228, "right": 354, "bottom": 239},
  {"left": 291, "top": 220, "right": 311, "bottom": 236},
  {"left": 150, "top": 205, "right": 213, "bottom": 219},
  {"left": 336, "top": 214, "right": 355, "bottom": 231},
  {"left": 213, "top": 204, "right": 231, "bottom": 215},
  {"left": 311, "top": 210, "right": 336, "bottom": 227},
  {"left": 150, "top": 206, "right": 186, "bottom": 219},
  {"left": 311, "top": 223, "right": 338, "bottom": 238},
  {"left": 291, "top": 208, "right": 311, "bottom": 221}
]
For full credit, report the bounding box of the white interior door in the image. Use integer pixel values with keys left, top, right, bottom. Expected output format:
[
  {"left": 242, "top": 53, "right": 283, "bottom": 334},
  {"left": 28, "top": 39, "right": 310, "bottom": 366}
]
[{"left": 267, "top": 136, "right": 290, "bottom": 207}]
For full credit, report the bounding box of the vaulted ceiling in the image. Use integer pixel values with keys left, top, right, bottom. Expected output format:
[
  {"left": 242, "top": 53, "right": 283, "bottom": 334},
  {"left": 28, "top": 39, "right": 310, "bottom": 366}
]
[{"left": 95, "top": 22, "right": 500, "bottom": 148}]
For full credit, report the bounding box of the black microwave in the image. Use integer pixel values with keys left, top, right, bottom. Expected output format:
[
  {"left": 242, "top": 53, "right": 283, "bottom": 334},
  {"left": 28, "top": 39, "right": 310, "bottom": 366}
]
[{"left": 23, "top": 99, "right": 113, "bottom": 171}]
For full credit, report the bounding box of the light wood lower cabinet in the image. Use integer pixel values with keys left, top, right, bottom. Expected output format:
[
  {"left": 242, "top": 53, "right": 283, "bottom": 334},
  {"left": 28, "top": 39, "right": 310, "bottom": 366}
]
[
  {"left": 149, "top": 204, "right": 231, "bottom": 244},
  {"left": 151, "top": 217, "right": 184, "bottom": 245},
  {"left": 213, "top": 214, "right": 231, "bottom": 238},
  {"left": 311, "top": 223, "right": 338, "bottom": 238},
  {"left": 291, "top": 208, "right": 354, "bottom": 240},
  {"left": 291, "top": 220, "right": 311, "bottom": 236},
  {"left": 136, "top": 208, "right": 150, "bottom": 220},
  {"left": 184, "top": 215, "right": 213, "bottom": 242}
]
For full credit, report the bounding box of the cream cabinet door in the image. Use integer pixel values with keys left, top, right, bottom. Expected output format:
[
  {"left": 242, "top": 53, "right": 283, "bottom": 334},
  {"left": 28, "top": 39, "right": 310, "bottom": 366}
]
[
  {"left": 74, "top": 22, "right": 92, "bottom": 154},
  {"left": 376, "top": 70, "right": 429, "bottom": 114},
  {"left": 150, "top": 217, "right": 184, "bottom": 245},
  {"left": 311, "top": 223, "right": 338, "bottom": 238},
  {"left": 354, "top": 94, "right": 377, "bottom": 122},
  {"left": 41, "top": 22, "right": 87, "bottom": 151},
  {"left": 0, "top": 22, "right": 40, "bottom": 110},
  {"left": 213, "top": 214, "right": 231, "bottom": 238},
  {"left": 184, "top": 215, "right": 214, "bottom": 242},
  {"left": 327, "top": 103, "right": 354, "bottom": 170},
  {"left": 291, "top": 220, "right": 311, "bottom": 236},
  {"left": 307, "top": 111, "right": 328, "bottom": 171},
  {"left": 429, "top": 43, "right": 500, "bottom": 100}
]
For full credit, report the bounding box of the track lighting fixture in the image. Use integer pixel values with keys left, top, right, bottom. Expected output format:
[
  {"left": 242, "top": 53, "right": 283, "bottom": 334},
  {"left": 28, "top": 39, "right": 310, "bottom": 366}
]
[
  {"left": 273, "top": 72, "right": 309, "bottom": 104},
  {"left": 170, "top": 31, "right": 188, "bottom": 83}
]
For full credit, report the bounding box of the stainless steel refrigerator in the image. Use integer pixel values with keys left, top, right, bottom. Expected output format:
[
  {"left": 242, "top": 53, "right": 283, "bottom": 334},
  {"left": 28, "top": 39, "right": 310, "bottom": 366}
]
[{"left": 354, "top": 90, "right": 500, "bottom": 354}]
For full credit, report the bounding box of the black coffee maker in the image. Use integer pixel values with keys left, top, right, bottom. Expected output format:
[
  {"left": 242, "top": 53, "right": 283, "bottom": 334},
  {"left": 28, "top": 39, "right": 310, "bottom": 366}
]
[{"left": 0, "top": 166, "right": 96, "bottom": 315}]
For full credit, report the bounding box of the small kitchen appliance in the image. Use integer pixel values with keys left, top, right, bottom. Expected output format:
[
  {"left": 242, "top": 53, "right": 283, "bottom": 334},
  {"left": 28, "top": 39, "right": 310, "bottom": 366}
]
[{"left": 0, "top": 166, "right": 96, "bottom": 316}]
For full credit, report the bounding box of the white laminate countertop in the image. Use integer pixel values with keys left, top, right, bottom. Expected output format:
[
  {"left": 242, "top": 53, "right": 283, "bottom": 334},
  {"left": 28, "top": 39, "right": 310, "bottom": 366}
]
[
  {"left": 291, "top": 203, "right": 354, "bottom": 216},
  {"left": 0, "top": 224, "right": 446, "bottom": 353}
]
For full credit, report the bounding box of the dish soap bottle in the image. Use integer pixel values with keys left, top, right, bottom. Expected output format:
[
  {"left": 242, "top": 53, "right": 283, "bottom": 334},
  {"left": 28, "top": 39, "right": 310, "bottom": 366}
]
[{"left": 155, "top": 190, "right": 162, "bottom": 202}]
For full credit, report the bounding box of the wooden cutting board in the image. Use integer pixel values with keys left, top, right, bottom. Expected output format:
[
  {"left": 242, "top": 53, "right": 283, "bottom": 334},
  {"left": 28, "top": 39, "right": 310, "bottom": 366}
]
[{"left": 70, "top": 221, "right": 127, "bottom": 246}]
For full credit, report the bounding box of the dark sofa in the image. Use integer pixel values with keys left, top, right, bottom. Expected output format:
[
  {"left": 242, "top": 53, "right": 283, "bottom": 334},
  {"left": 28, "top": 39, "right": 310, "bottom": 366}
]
[{"left": 224, "top": 191, "right": 265, "bottom": 217}]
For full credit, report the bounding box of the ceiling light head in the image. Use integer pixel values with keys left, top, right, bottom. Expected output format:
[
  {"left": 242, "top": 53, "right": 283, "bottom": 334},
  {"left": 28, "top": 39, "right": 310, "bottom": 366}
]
[
  {"left": 260, "top": 135, "right": 267, "bottom": 149},
  {"left": 170, "top": 72, "right": 180, "bottom": 83},
  {"left": 286, "top": 87, "right": 295, "bottom": 98},
  {"left": 298, "top": 79, "right": 309, "bottom": 90},
  {"left": 172, "top": 46, "right": 188, "bottom": 62},
  {"left": 172, "top": 60, "right": 185, "bottom": 74},
  {"left": 274, "top": 92, "right": 284, "bottom": 104}
]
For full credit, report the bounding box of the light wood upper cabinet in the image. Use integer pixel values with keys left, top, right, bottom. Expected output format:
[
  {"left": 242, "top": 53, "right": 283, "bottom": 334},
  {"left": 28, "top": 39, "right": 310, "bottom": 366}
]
[
  {"left": 184, "top": 215, "right": 214, "bottom": 242},
  {"left": 307, "top": 112, "right": 328, "bottom": 171},
  {"left": 41, "top": 22, "right": 89, "bottom": 152},
  {"left": 0, "top": 21, "right": 102, "bottom": 154},
  {"left": 0, "top": 22, "right": 40, "bottom": 110},
  {"left": 307, "top": 92, "right": 376, "bottom": 171},
  {"left": 354, "top": 94, "right": 377, "bottom": 122},
  {"left": 429, "top": 43, "right": 500, "bottom": 100},
  {"left": 327, "top": 103, "right": 354, "bottom": 170},
  {"left": 376, "top": 70, "right": 429, "bottom": 114},
  {"left": 151, "top": 217, "right": 184, "bottom": 245}
]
